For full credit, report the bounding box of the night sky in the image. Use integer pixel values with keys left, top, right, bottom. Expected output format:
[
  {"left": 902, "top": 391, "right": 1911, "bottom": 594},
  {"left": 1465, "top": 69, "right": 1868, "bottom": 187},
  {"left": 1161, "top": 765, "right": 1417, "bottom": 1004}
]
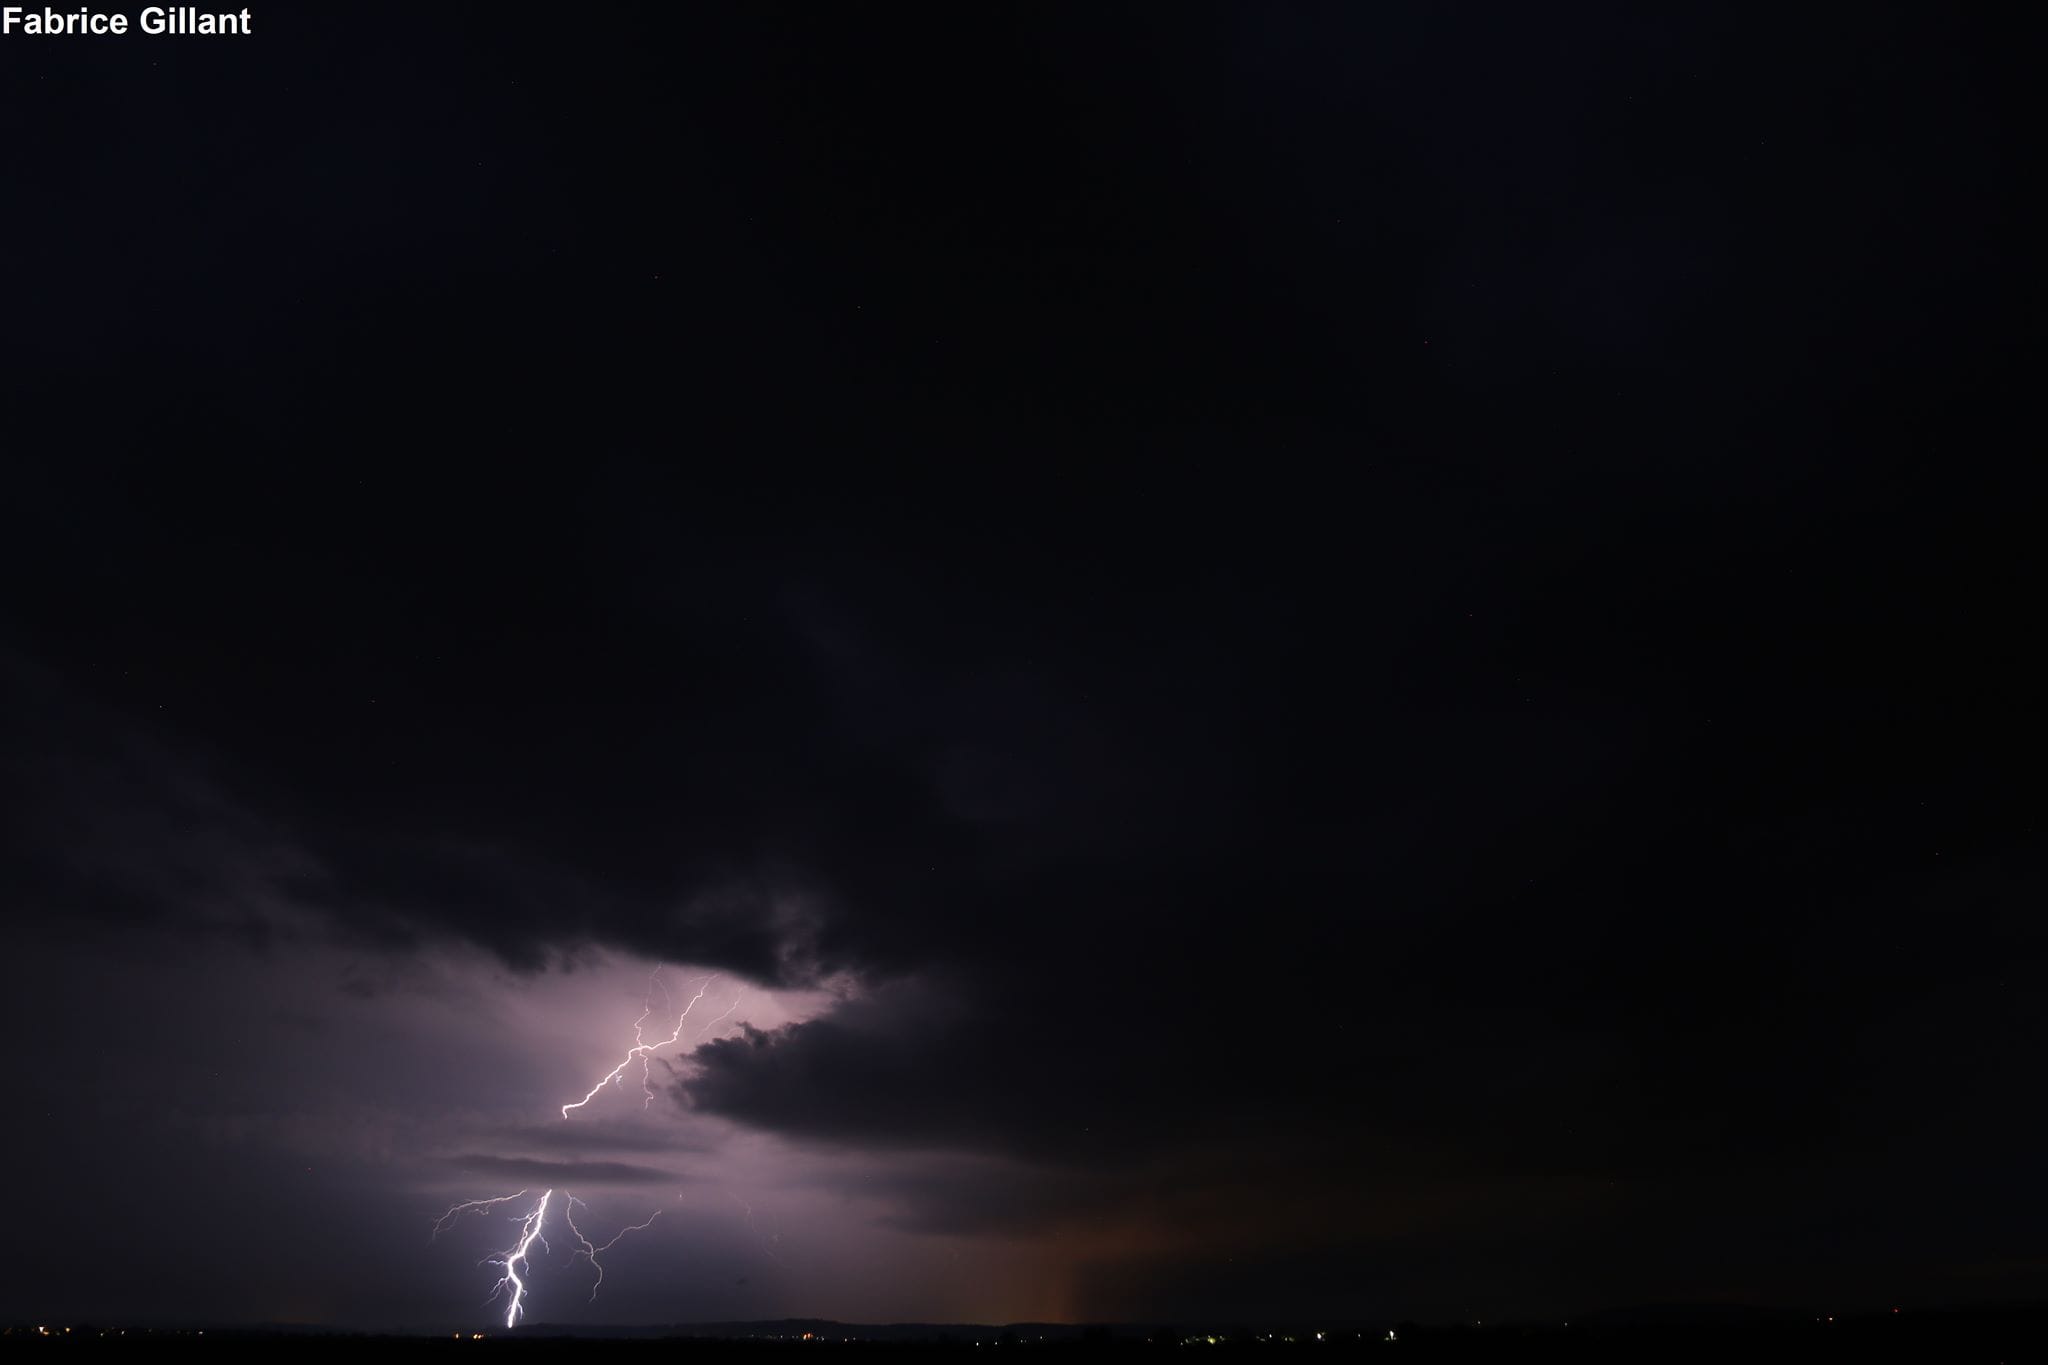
[{"left": 1, "top": 1, "right": 2040, "bottom": 1333}]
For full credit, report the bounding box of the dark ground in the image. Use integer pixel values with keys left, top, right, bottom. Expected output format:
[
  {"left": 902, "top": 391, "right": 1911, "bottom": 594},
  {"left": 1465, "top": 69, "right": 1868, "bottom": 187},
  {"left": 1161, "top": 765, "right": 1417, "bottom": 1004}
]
[{"left": 10, "top": 1307, "right": 2048, "bottom": 1363}]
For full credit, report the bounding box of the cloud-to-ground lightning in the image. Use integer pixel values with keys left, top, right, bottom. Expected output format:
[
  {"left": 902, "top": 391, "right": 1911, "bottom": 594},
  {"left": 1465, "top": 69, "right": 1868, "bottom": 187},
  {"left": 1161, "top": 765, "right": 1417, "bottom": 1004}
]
[
  {"left": 566, "top": 1195, "right": 661, "bottom": 1302},
  {"left": 482, "top": 1189, "right": 554, "bottom": 1328},
  {"left": 434, "top": 1187, "right": 660, "bottom": 1324},
  {"left": 431, "top": 966, "right": 750, "bottom": 1323}
]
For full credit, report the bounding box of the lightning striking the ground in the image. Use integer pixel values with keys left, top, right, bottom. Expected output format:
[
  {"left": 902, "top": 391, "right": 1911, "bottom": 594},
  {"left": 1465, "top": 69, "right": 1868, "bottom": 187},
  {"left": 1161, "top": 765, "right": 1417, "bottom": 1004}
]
[
  {"left": 483, "top": 1189, "right": 554, "bottom": 1328},
  {"left": 566, "top": 1195, "right": 662, "bottom": 1303},
  {"left": 434, "top": 1187, "right": 662, "bottom": 1325},
  {"left": 431, "top": 964, "right": 753, "bottom": 1324}
]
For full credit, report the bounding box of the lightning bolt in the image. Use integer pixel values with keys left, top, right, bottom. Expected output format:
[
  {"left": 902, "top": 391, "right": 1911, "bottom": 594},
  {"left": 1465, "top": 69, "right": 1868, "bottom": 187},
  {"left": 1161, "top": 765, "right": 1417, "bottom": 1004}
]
[
  {"left": 432, "top": 966, "right": 753, "bottom": 1323},
  {"left": 726, "top": 1188, "right": 787, "bottom": 1267},
  {"left": 561, "top": 972, "right": 722, "bottom": 1118},
  {"left": 565, "top": 1195, "right": 661, "bottom": 1303},
  {"left": 629, "top": 967, "right": 674, "bottom": 1106},
  {"left": 482, "top": 1189, "right": 554, "bottom": 1328},
  {"left": 691, "top": 990, "right": 743, "bottom": 1044},
  {"left": 429, "top": 1190, "right": 530, "bottom": 1243}
]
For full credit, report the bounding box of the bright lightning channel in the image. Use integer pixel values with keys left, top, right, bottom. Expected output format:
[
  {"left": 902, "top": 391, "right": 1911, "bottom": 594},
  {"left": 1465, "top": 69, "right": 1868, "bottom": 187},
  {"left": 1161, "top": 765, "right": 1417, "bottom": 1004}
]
[
  {"left": 483, "top": 1189, "right": 554, "bottom": 1328},
  {"left": 560, "top": 970, "right": 744, "bottom": 1118},
  {"left": 561, "top": 974, "right": 714, "bottom": 1117},
  {"left": 431, "top": 965, "right": 747, "bottom": 1324}
]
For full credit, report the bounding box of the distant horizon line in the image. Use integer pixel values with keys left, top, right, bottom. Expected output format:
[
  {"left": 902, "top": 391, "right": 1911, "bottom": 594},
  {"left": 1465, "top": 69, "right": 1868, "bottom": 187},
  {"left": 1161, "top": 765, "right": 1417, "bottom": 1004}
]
[{"left": 12, "top": 1301, "right": 2048, "bottom": 1338}]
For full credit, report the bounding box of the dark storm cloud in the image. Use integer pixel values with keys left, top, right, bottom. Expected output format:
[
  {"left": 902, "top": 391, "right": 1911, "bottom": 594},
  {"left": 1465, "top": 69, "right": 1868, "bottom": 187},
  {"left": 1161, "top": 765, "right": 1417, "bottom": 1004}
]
[
  {"left": 683, "top": 980, "right": 1058, "bottom": 1157},
  {"left": 0, "top": 648, "right": 331, "bottom": 949},
  {"left": 0, "top": 636, "right": 830, "bottom": 979},
  {"left": 443, "top": 1155, "right": 682, "bottom": 1187}
]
